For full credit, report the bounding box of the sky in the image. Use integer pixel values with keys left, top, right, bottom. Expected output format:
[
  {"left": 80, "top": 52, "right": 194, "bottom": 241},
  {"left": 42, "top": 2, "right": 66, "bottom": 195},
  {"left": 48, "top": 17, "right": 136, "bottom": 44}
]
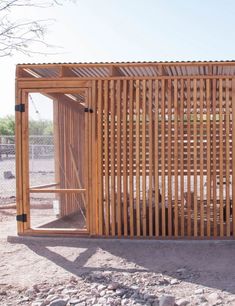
[{"left": 0, "top": 0, "right": 235, "bottom": 117}]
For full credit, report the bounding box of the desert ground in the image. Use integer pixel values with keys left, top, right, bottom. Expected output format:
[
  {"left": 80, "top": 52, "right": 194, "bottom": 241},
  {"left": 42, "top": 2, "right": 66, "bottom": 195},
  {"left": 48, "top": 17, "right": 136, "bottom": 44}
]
[{"left": 0, "top": 206, "right": 235, "bottom": 306}]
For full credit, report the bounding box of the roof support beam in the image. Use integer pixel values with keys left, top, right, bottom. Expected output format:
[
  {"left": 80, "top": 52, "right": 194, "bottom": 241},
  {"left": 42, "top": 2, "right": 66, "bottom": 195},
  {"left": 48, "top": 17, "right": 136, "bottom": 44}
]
[
  {"left": 60, "top": 66, "right": 78, "bottom": 77},
  {"left": 109, "top": 66, "right": 124, "bottom": 77}
]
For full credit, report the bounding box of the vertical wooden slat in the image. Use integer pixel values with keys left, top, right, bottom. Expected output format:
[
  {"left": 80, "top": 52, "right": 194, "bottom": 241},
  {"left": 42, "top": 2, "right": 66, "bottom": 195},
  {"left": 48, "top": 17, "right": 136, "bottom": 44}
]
[
  {"left": 87, "top": 88, "right": 92, "bottom": 233},
  {"left": 193, "top": 79, "right": 198, "bottom": 237},
  {"left": 187, "top": 79, "right": 191, "bottom": 236},
  {"left": 116, "top": 80, "right": 122, "bottom": 237},
  {"left": 232, "top": 79, "right": 235, "bottom": 237},
  {"left": 123, "top": 80, "right": 128, "bottom": 237},
  {"left": 154, "top": 80, "right": 159, "bottom": 237},
  {"left": 148, "top": 80, "right": 153, "bottom": 237},
  {"left": 129, "top": 80, "right": 134, "bottom": 237},
  {"left": 15, "top": 88, "right": 24, "bottom": 234},
  {"left": 91, "top": 80, "right": 98, "bottom": 235},
  {"left": 104, "top": 80, "right": 110, "bottom": 236},
  {"left": 212, "top": 78, "right": 217, "bottom": 237},
  {"left": 97, "top": 80, "right": 103, "bottom": 235},
  {"left": 142, "top": 80, "right": 147, "bottom": 237},
  {"left": 219, "top": 79, "right": 224, "bottom": 237},
  {"left": 225, "top": 79, "right": 230, "bottom": 237},
  {"left": 110, "top": 80, "right": 116, "bottom": 236},
  {"left": 174, "top": 79, "right": 179, "bottom": 237},
  {"left": 200, "top": 79, "right": 204, "bottom": 237},
  {"left": 63, "top": 104, "right": 68, "bottom": 216},
  {"left": 22, "top": 91, "right": 30, "bottom": 231},
  {"left": 136, "top": 80, "right": 141, "bottom": 237},
  {"left": 180, "top": 79, "right": 185, "bottom": 237},
  {"left": 53, "top": 99, "right": 60, "bottom": 188},
  {"left": 167, "top": 80, "right": 172, "bottom": 237},
  {"left": 206, "top": 79, "right": 211, "bottom": 237},
  {"left": 161, "top": 79, "right": 166, "bottom": 237}
]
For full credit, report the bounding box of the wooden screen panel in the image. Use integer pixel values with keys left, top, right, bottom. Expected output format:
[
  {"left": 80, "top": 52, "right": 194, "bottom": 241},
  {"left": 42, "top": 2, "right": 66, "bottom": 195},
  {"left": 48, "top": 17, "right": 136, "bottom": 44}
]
[
  {"left": 97, "top": 78, "right": 234, "bottom": 238},
  {"left": 57, "top": 98, "right": 86, "bottom": 218}
]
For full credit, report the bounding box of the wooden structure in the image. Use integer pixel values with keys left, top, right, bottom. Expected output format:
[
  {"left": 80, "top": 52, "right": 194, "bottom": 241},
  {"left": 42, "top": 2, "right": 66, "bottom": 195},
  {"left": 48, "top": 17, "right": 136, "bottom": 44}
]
[{"left": 15, "top": 61, "right": 235, "bottom": 238}]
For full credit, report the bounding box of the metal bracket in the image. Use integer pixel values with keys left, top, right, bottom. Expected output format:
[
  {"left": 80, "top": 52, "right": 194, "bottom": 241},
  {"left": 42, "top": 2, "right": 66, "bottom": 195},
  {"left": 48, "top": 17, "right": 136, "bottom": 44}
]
[
  {"left": 84, "top": 107, "right": 93, "bottom": 113},
  {"left": 16, "top": 214, "right": 27, "bottom": 223},
  {"left": 15, "top": 104, "right": 25, "bottom": 112}
]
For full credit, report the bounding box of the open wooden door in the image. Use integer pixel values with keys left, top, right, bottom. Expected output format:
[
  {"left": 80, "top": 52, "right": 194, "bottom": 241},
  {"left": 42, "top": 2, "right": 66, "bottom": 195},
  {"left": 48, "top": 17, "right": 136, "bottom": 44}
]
[{"left": 18, "top": 88, "right": 91, "bottom": 235}]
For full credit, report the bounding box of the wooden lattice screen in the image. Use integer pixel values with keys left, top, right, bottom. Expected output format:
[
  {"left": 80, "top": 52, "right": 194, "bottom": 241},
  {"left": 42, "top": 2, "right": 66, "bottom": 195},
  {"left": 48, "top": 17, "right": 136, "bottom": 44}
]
[{"left": 96, "top": 78, "right": 235, "bottom": 238}]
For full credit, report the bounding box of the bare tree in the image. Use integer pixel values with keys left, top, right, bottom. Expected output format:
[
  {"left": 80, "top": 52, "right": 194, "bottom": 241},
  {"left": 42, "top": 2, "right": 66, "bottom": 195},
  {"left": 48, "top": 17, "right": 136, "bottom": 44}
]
[{"left": 0, "top": 0, "right": 72, "bottom": 57}]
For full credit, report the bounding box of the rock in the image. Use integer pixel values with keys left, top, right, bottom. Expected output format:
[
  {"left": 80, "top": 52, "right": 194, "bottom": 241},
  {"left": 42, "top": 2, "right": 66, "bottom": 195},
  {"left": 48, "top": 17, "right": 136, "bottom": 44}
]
[
  {"left": 207, "top": 292, "right": 221, "bottom": 305},
  {"left": 176, "top": 298, "right": 190, "bottom": 306},
  {"left": 108, "top": 282, "right": 119, "bottom": 290},
  {"left": 47, "top": 295, "right": 61, "bottom": 302},
  {"left": 0, "top": 290, "right": 7, "bottom": 296},
  {"left": 65, "top": 284, "right": 76, "bottom": 290},
  {"left": 90, "top": 297, "right": 97, "bottom": 304},
  {"left": 3, "top": 171, "right": 15, "bottom": 179},
  {"left": 25, "top": 288, "right": 36, "bottom": 297},
  {"left": 131, "top": 285, "right": 139, "bottom": 290},
  {"left": 170, "top": 279, "right": 179, "bottom": 285},
  {"left": 121, "top": 298, "right": 129, "bottom": 305},
  {"left": 159, "top": 295, "right": 175, "bottom": 306},
  {"left": 98, "top": 297, "right": 107, "bottom": 304},
  {"left": 99, "top": 290, "right": 106, "bottom": 297},
  {"left": 115, "top": 289, "right": 126, "bottom": 297},
  {"left": 31, "top": 303, "right": 45, "bottom": 306},
  {"left": 91, "top": 289, "right": 99, "bottom": 297},
  {"left": 144, "top": 293, "right": 150, "bottom": 300},
  {"left": 97, "top": 284, "right": 107, "bottom": 291},
  {"left": 33, "top": 284, "right": 40, "bottom": 293},
  {"left": 62, "top": 289, "right": 78, "bottom": 295},
  {"left": 20, "top": 297, "right": 30, "bottom": 302},
  {"left": 106, "top": 290, "right": 114, "bottom": 295},
  {"left": 195, "top": 288, "right": 204, "bottom": 294},
  {"left": 131, "top": 292, "right": 139, "bottom": 299},
  {"left": 152, "top": 300, "right": 159, "bottom": 306},
  {"left": 49, "top": 298, "right": 69, "bottom": 306},
  {"left": 69, "top": 298, "right": 81, "bottom": 305},
  {"left": 48, "top": 288, "right": 56, "bottom": 295},
  {"left": 135, "top": 299, "right": 145, "bottom": 304},
  {"left": 159, "top": 279, "right": 169, "bottom": 286},
  {"left": 70, "top": 276, "right": 78, "bottom": 283}
]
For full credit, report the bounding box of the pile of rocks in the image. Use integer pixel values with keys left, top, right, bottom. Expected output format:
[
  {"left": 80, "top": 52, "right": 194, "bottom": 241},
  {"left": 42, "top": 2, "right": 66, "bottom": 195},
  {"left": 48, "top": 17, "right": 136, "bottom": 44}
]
[{"left": 1, "top": 269, "right": 234, "bottom": 306}]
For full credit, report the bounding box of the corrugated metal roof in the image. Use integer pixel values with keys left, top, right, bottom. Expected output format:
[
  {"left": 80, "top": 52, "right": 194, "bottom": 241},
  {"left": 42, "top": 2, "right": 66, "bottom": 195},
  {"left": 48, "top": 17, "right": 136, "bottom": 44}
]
[
  {"left": 17, "top": 60, "right": 235, "bottom": 79},
  {"left": 17, "top": 60, "right": 235, "bottom": 65}
]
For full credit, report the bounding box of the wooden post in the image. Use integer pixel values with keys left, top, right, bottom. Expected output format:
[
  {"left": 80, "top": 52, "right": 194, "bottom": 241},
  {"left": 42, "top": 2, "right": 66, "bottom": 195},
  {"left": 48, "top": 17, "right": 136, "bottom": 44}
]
[{"left": 232, "top": 79, "right": 235, "bottom": 237}]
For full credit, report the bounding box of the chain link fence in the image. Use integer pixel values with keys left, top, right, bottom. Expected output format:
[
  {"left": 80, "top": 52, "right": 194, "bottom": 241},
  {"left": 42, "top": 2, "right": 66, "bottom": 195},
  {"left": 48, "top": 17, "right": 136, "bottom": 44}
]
[{"left": 0, "top": 135, "right": 54, "bottom": 205}]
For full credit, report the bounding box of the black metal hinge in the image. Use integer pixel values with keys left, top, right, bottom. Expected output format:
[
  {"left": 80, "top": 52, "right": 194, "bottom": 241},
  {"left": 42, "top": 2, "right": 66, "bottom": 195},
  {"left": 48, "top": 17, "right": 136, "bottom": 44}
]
[
  {"left": 16, "top": 214, "right": 27, "bottom": 223},
  {"left": 15, "top": 104, "right": 25, "bottom": 112},
  {"left": 84, "top": 107, "right": 93, "bottom": 113}
]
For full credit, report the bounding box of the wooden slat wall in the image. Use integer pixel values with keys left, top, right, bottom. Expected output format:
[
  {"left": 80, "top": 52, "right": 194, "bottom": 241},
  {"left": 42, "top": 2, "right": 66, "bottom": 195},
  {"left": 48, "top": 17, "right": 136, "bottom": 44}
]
[
  {"left": 96, "top": 78, "right": 234, "bottom": 238},
  {"left": 57, "top": 97, "right": 86, "bottom": 220}
]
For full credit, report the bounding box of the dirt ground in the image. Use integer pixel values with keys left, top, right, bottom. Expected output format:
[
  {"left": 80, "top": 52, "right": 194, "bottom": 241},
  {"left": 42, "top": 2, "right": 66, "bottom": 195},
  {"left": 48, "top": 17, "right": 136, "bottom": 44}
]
[{"left": 1, "top": 207, "right": 235, "bottom": 305}]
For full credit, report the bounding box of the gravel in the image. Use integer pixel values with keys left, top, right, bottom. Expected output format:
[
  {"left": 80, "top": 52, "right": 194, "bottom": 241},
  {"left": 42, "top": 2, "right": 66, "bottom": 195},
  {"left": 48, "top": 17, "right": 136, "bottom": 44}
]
[{"left": 1, "top": 209, "right": 235, "bottom": 305}]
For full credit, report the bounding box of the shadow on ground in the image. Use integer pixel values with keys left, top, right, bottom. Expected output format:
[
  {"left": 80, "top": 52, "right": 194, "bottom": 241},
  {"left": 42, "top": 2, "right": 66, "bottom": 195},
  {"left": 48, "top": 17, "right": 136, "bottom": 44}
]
[{"left": 8, "top": 235, "right": 235, "bottom": 296}]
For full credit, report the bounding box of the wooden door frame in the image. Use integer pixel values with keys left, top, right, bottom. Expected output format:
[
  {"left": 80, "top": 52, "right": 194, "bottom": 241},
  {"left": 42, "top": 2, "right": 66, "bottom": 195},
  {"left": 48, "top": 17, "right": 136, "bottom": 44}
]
[{"left": 16, "top": 85, "right": 94, "bottom": 236}]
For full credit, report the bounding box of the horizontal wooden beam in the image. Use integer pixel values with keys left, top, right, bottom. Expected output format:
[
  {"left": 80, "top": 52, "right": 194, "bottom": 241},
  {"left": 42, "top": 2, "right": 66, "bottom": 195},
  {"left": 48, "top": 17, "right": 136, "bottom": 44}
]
[
  {"left": 29, "top": 188, "right": 86, "bottom": 193},
  {"left": 17, "top": 75, "right": 235, "bottom": 89},
  {"left": 23, "top": 229, "right": 89, "bottom": 235},
  {"left": 30, "top": 183, "right": 59, "bottom": 189}
]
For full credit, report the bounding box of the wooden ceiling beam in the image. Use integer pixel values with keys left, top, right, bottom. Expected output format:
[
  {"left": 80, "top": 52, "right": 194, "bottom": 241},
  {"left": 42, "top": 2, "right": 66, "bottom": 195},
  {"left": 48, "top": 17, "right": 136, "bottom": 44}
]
[
  {"left": 109, "top": 66, "right": 125, "bottom": 77},
  {"left": 60, "top": 66, "right": 78, "bottom": 77}
]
